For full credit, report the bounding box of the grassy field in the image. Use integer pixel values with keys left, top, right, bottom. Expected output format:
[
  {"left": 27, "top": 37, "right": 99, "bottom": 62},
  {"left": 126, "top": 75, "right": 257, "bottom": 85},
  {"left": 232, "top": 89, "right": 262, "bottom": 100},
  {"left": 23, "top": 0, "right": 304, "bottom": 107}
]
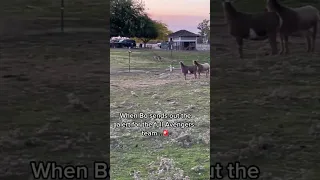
[
  {"left": 0, "top": 0, "right": 107, "bottom": 38},
  {"left": 110, "top": 48, "right": 210, "bottom": 179},
  {"left": 0, "top": 33, "right": 109, "bottom": 180},
  {"left": 211, "top": 0, "right": 320, "bottom": 179},
  {"left": 0, "top": 0, "right": 107, "bottom": 18}
]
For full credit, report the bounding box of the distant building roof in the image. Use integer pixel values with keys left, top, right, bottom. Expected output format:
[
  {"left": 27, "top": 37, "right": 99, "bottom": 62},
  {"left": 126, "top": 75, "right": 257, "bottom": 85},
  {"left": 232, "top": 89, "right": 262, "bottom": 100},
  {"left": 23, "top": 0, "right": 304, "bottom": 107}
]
[{"left": 168, "top": 30, "right": 199, "bottom": 37}]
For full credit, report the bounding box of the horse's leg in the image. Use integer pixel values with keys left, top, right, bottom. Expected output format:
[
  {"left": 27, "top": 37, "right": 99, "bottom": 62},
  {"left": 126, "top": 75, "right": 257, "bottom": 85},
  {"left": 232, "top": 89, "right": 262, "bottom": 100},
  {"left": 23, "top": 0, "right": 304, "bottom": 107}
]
[
  {"left": 304, "top": 30, "right": 311, "bottom": 52},
  {"left": 236, "top": 37, "right": 244, "bottom": 59},
  {"left": 184, "top": 74, "right": 186, "bottom": 80},
  {"left": 198, "top": 72, "right": 200, "bottom": 79},
  {"left": 311, "top": 24, "right": 317, "bottom": 52},
  {"left": 284, "top": 35, "right": 289, "bottom": 54},
  {"left": 194, "top": 72, "right": 197, "bottom": 79},
  {"left": 307, "top": 35, "right": 311, "bottom": 52},
  {"left": 279, "top": 33, "right": 285, "bottom": 55},
  {"left": 268, "top": 32, "right": 278, "bottom": 55}
]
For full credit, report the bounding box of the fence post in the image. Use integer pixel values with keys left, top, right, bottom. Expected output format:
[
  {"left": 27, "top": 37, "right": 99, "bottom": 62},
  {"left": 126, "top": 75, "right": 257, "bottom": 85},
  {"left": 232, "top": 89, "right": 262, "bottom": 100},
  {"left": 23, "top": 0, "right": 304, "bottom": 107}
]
[
  {"left": 170, "top": 41, "right": 173, "bottom": 58},
  {"left": 128, "top": 48, "right": 131, "bottom": 72},
  {"left": 61, "top": 0, "right": 64, "bottom": 33}
]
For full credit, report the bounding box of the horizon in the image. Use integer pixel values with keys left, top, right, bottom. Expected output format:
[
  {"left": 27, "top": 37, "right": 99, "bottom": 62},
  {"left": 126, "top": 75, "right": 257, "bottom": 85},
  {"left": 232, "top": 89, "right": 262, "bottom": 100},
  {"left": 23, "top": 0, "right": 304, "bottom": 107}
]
[{"left": 144, "top": 0, "right": 210, "bottom": 34}]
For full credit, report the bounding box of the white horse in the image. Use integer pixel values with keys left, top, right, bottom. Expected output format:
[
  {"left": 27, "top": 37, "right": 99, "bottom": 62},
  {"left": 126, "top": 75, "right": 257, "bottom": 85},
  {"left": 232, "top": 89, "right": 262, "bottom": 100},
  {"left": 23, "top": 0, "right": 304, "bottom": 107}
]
[{"left": 266, "top": 0, "right": 320, "bottom": 54}]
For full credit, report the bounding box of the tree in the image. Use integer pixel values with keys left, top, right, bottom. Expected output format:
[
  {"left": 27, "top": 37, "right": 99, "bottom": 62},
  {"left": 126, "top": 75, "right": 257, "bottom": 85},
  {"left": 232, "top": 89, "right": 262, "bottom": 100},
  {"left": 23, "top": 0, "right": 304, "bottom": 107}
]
[
  {"left": 197, "top": 19, "right": 210, "bottom": 43},
  {"left": 134, "top": 15, "right": 159, "bottom": 47},
  {"left": 153, "top": 21, "right": 173, "bottom": 41},
  {"left": 110, "top": 0, "right": 145, "bottom": 37}
]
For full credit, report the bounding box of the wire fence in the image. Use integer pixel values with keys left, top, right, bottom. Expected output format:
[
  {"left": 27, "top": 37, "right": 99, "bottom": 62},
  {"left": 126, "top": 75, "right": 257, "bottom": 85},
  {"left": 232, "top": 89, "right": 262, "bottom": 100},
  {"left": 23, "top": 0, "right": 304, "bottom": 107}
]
[
  {"left": 0, "top": 0, "right": 107, "bottom": 38},
  {"left": 110, "top": 48, "right": 210, "bottom": 72}
]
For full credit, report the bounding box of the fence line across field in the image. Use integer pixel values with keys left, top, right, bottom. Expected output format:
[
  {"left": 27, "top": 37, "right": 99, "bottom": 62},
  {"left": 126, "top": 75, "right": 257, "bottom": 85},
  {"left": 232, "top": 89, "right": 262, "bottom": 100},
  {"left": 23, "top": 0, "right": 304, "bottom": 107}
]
[
  {"left": 122, "top": 46, "right": 210, "bottom": 73},
  {"left": 60, "top": 0, "right": 64, "bottom": 32}
]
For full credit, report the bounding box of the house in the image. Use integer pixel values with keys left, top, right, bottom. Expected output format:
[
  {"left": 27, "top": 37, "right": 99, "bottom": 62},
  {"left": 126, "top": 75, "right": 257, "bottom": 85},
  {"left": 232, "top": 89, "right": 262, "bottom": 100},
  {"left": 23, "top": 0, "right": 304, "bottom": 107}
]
[{"left": 168, "top": 30, "right": 200, "bottom": 50}]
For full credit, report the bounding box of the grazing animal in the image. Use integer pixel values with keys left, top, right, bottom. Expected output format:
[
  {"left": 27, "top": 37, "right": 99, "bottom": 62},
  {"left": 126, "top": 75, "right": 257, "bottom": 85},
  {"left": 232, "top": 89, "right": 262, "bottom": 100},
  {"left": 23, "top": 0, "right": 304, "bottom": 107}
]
[
  {"left": 222, "top": 0, "right": 281, "bottom": 58},
  {"left": 179, "top": 61, "right": 197, "bottom": 80},
  {"left": 266, "top": 0, "right": 320, "bottom": 54},
  {"left": 153, "top": 55, "right": 162, "bottom": 61},
  {"left": 193, "top": 60, "right": 210, "bottom": 79}
]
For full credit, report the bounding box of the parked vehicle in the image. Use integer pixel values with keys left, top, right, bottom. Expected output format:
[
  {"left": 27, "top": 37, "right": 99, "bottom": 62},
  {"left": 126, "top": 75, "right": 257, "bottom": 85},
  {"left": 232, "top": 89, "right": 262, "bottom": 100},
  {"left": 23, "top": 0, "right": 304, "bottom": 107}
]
[
  {"left": 110, "top": 40, "right": 122, "bottom": 48},
  {"left": 110, "top": 39, "right": 136, "bottom": 48},
  {"left": 159, "top": 41, "right": 169, "bottom": 49},
  {"left": 119, "top": 39, "right": 136, "bottom": 48}
]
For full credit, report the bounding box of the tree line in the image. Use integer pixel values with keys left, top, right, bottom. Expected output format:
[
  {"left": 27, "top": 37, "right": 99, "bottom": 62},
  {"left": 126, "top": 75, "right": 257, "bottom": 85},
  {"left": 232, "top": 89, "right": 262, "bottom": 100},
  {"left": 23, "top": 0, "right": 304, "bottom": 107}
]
[{"left": 110, "top": 0, "right": 172, "bottom": 46}]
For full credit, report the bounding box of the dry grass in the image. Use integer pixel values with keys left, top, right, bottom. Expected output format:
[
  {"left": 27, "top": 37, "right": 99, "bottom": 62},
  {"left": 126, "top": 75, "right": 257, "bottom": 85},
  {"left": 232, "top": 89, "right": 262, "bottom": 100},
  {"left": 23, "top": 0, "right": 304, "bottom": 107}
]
[
  {"left": 211, "top": 1, "right": 320, "bottom": 179},
  {"left": 110, "top": 49, "right": 210, "bottom": 179},
  {"left": 0, "top": 0, "right": 107, "bottom": 38},
  {"left": 0, "top": 33, "right": 109, "bottom": 180}
]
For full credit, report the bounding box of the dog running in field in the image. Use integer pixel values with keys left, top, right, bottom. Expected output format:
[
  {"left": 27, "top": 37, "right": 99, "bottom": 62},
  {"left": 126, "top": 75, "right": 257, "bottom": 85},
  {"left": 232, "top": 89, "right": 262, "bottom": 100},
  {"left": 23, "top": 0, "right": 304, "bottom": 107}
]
[
  {"left": 194, "top": 60, "right": 210, "bottom": 78},
  {"left": 179, "top": 61, "right": 197, "bottom": 80}
]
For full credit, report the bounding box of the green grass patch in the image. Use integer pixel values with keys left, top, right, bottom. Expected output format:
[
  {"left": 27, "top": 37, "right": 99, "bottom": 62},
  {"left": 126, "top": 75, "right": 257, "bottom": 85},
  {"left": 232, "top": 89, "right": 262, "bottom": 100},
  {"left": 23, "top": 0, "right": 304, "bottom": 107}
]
[
  {"left": 0, "top": 34, "right": 109, "bottom": 179},
  {"left": 110, "top": 49, "right": 210, "bottom": 179},
  {"left": 110, "top": 48, "right": 210, "bottom": 69}
]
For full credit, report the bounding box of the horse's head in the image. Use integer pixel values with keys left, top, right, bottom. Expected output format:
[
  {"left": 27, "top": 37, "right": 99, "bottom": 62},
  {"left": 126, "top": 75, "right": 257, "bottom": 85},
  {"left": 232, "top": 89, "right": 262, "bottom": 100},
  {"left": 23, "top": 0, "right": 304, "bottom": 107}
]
[
  {"left": 221, "top": 0, "right": 232, "bottom": 4},
  {"left": 265, "top": 0, "right": 278, "bottom": 12}
]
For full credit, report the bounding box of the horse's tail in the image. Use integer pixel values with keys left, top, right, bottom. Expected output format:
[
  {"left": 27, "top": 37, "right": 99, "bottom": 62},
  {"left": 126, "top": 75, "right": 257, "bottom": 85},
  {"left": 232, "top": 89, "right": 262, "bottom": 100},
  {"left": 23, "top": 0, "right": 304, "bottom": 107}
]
[{"left": 316, "top": 8, "right": 320, "bottom": 21}]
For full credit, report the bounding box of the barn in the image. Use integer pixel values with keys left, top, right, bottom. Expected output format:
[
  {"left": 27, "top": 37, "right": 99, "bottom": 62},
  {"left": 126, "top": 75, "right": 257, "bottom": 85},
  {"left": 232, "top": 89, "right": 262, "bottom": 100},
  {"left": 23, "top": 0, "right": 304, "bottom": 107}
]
[{"left": 168, "top": 30, "right": 200, "bottom": 50}]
